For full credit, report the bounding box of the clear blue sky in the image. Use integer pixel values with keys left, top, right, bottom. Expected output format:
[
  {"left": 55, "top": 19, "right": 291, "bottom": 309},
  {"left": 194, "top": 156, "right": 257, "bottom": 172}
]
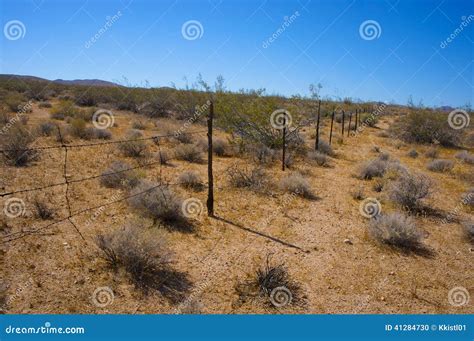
[{"left": 0, "top": 0, "right": 472, "bottom": 107}]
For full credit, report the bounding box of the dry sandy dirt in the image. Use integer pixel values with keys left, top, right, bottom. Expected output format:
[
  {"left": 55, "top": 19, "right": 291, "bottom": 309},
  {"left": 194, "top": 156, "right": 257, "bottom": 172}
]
[{"left": 1, "top": 102, "right": 473, "bottom": 314}]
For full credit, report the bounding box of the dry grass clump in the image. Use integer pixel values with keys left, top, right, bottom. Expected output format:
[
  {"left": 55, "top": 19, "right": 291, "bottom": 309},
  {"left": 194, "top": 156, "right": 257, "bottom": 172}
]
[
  {"left": 100, "top": 161, "right": 141, "bottom": 189},
  {"left": 174, "top": 144, "right": 203, "bottom": 163},
  {"left": 228, "top": 165, "right": 269, "bottom": 191},
  {"left": 426, "top": 159, "right": 454, "bottom": 173},
  {"left": 350, "top": 186, "right": 365, "bottom": 200},
  {"left": 316, "top": 140, "right": 334, "bottom": 156},
  {"left": 50, "top": 100, "right": 80, "bottom": 120},
  {"left": 132, "top": 120, "right": 147, "bottom": 130},
  {"left": 389, "top": 172, "right": 432, "bottom": 212},
  {"left": 307, "top": 151, "right": 329, "bottom": 167},
  {"left": 174, "top": 132, "right": 194, "bottom": 144},
  {"left": 1, "top": 125, "right": 38, "bottom": 167},
  {"left": 368, "top": 212, "right": 424, "bottom": 252},
  {"left": 96, "top": 223, "right": 192, "bottom": 303},
  {"left": 462, "top": 221, "right": 474, "bottom": 242},
  {"left": 178, "top": 171, "right": 204, "bottom": 191},
  {"left": 157, "top": 150, "right": 171, "bottom": 165},
  {"left": 93, "top": 128, "right": 112, "bottom": 140},
  {"left": 68, "top": 119, "right": 95, "bottom": 140},
  {"left": 378, "top": 152, "right": 390, "bottom": 161},
  {"left": 250, "top": 144, "right": 278, "bottom": 165},
  {"left": 407, "top": 149, "right": 419, "bottom": 158},
  {"left": 33, "top": 198, "right": 54, "bottom": 220},
  {"left": 213, "top": 138, "right": 231, "bottom": 157},
  {"left": 424, "top": 147, "right": 439, "bottom": 158},
  {"left": 37, "top": 121, "right": 57, "bottom": 136},
  {"left": 455, "top": 150, "right": 474, "bottom": 165},
  {"left": 38, "top": 101, "right": 52, "bottom": 108},
  {"left": 128, "top": 181, "right": 191, "bottom": 231},
  {"left": 236, "top": 256, "right": 304, "bottom": 309},
  {"left": 279, "top": 173, "right": 317, "bottom": 200},
  {"left": 118, "top": 130, "right": 148, "bottom": 158}
]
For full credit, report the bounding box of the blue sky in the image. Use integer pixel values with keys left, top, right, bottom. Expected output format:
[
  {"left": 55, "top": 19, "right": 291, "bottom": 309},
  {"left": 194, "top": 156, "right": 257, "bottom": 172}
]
[{"left": 0, "top": 0, "right": 472, "bottom": 107}]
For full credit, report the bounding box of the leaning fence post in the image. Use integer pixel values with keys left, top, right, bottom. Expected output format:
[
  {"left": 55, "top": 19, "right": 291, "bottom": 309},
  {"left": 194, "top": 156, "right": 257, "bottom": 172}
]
[
  {"left": 348, "top": 112, "right": 352, "bottom": 137},
  {"left": 341, "top": 110, "right": 345, "bottom": 142},
  {"left": 207, "top": 100, "right": 214, "bottom": 217},
  {"left": 315, "top": 100, "right": 321, "bottom": 151},
  {"left": 329, "top": 110, "right": 335, "bottom": 145},
  {"left": 354, "top": 109, "right": 358, "bottom": 131},
  {"left": 282, "top": 116, "right": 286, "bottom": 171}
]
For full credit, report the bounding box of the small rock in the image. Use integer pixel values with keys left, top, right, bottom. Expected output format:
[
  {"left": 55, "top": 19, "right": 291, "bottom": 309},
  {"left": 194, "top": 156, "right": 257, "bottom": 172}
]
[
  {"left": 344, "top": 239, "right": 353, "bottom": 245},
  {"left": 389, "top": 271, "right": 395, "bottom": 275},
  {"left": 380, "top": 296, "right": 385, "bottom": 301},
  {"left": 469, "top": 248, "right": 474, "bottom": 252}
]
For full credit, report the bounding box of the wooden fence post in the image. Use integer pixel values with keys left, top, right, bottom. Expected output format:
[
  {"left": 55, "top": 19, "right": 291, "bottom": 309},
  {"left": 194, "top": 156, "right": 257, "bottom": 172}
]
[
  {"left": 315, "top": 100, "right": 321, "bottom": 151},
  {"left": 341, "top": 110, "right": 345, "bottom": 142},
  {"left": 282, "top": 116, "right": 286, "bottom": 171},
  {"left": 207, "top": 100, "right": 214, "bottom": 217},
  {"left": 348, "top": 112, "right": 352, "bottom": 137},
  {"left": 354, "top": 109, "right": 358, "bottom": 131},
  {"left": 329, "top": 111, "right": 335, "bottom": 145}
]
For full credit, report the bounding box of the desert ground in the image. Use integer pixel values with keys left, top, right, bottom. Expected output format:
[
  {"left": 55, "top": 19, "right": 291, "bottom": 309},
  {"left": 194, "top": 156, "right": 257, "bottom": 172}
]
[{"left": 1, "top": 94, "right": 473, "bottom": 315}]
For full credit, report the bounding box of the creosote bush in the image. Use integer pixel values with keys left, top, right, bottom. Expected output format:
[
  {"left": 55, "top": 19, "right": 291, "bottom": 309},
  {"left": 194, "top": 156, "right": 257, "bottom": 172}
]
[
  {"left": 174, "top": 144, "right": 203, "bottom": 163},
  {"left": 368, "top": 212, "right": 424, "bottom": 252},
  {"left": 96, "top": 223, "right": 192, "bottom": 302},
  {"left": 179, "top": 171, "right": 204, "bottom": 191},
  {"left": 389, "top": 172, "right": 432, "bottom": 212},
  {"left": 279, "top": 173, "right": 317, "bottom": 200},
  {"left": 128, "top": 181, "right": 191, "bottom": 231},
  {"left": 426, "top": 159, "right": 454, "bottom": 173},
  {"left": 1, "top": 125, "right": 38, "bottom": 167},
  {"left": 100, "top": 161, "right": 141, "bottom": 189},
  {"left": 118, "top": 130, "right": 148, "bottom": 158},
  {"left": 227, "top": 165, "right": 269, "bottom": 191}
]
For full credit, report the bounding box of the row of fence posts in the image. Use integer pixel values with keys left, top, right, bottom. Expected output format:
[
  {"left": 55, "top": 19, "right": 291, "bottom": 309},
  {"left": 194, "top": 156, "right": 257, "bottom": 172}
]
[{"left": 205, "top": 99, "right": 364, "bottom": 216}]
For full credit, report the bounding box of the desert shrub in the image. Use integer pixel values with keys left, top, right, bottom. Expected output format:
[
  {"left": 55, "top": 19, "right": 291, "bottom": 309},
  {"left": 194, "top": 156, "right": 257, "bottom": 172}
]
[
  {"left": 455, "top": 150, "right": 474, "bottom": 165},
  {"left": 424, "top": 147, "right": 439, "bottom": 158},
  {"left": 37, "top": 121, "right": 57, "bottom": 136},
  {"left": 407, "top": 149, "right": 419, "bottom": 158},
  {"left": 195, "top": 138, "right": 208, "bottom": 152},
  {"left": 360, "top": 113, "right": 379, "bottom": 127},
  {"left": 368, "top": 212, "right": 424, "bottom": 251},
  {"left": 378, "top": 152, "right": 390, "bottom": 161},
  {"left": 357, "top": 159, "right": 388, "bottom": 180},
  {"left": 377, "top": 131, "right": 390, "bottom": 138},
  {"left": 38, "top": 101, "right": 52, "bottom": 108},
  {"left": 178, "top": 171, "right": 204, "bottom": 191},
  {"left": 284, "top": 153, "right": 294, "bottom": 168},
  {"left": 427, "top": 159, "right": 454, "bottom": 172},
  {"left": 132, "top": 120, "right": 147, "bottom": 130},
  {"left": 391, "top": 110, "right": 462, "bottom": 147},
  {"left": 316, "top": 140, "right": 333, "bottom": 156},
  {"left": 93, "top": 128, "right": 112, "bottom": 140},
  {"left": 118, "top": 130, "right": 148, "bottom": 157},
  {"left": 279, "top": 173, "right": 317, "bottom": 199},
  {"left": 4, "top": 92, "right": 28, "bottom": 112},
  {"left": 174, "top": 132, "right": 194, "bottom": 144},
  {"left": 389, "top": 172, "right": 432, "bottom": 212},
  {"left": 100, "top": 161, "right": 141, "bottom": 189},
  {"left": 174, "top": 144, "right": 203, "bottom": 163},
  {"left": 462, "top": 221, "right": 474, "bottom": 241},
  {"left": 307, "top": 151, "right": 329, "bottom": 167},
  {"left": 462, "top": 188, "right": 474, "bottom": 207},
  {"left": 1, "top": 125, "right": 38, "bottom": 166},
  {"left": 33, "top": 198, "right": 54, "bottom": 220},
  {"left": 50, "top": 100, "right": 80, "bottom": 120},
  {"left": 213, "top": 138, "right": 231, "bottom": 156},
  {"left": 236, "top": 256, "right": 303, "bottom": 309},
  {"left": 96, "top": 224, "right": 192, "bottom": 302},
  {"left": 128, "top": 181, "right": 191, "bottom": 230},
  {"left": 372, "top": 179, "right": 384, "bottom": 192},
  {"left": 68, "top": 119, "right": 95, "bottom": 140},
  {"left": 250, "top": 144, "right": 278, "bottom": 165},
  {"left": 228, "top": 166, "right": 268, "bottom": 191}
]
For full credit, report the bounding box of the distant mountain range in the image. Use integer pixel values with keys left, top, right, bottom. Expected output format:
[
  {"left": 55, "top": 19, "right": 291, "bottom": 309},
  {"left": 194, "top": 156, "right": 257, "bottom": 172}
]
[{"left": 0, "top": 74, "right": 120, "bottom": 87}]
